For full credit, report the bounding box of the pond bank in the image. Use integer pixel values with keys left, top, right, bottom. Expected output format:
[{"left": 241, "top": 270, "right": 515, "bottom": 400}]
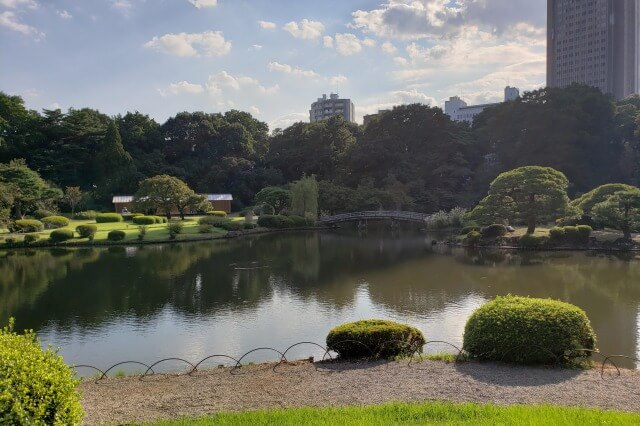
[{"left": 80, "top": 360, "right": 640, "bottom": 425}]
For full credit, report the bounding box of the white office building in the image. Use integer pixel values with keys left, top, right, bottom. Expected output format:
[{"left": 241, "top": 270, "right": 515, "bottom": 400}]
[
  {"left": 310, "top": 93, "right": 355, "bottom": 123},
  {"left": 445, "top": 86, "right": 520, "bottom": 124}
]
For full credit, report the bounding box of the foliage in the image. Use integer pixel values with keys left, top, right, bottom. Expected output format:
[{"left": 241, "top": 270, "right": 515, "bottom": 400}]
[
  {"left": 199, "top": 224, "right": 214, "bottom": 234},
  {"left": 41, "top": 216, "right": 70, "bottom": 229},
  {"left": 205, "top": 211, "right": 227, "bottom": 218},
  {"left": 94, "top": 120, "right": 136, "bottom": 200},
  {"left": 0, "top": 319, "right": 84, "bottom": 425},
  {"left": 465, "top": 231, "right": 482, "bottom": 247},
  {"left": 75, "top": 225, "right": 98, "bottom": 240},
  {"left": 133, "top": 216, "right": 157, "bottom": 225},
  {"left": 290, "top": 175, "right": 318, "bottom": 219},
  {"left": 107, "top": 230, "right": 126, "bottom": 241},
  {"left": 570, "top": 183, "right": 637, "bottom": 214},
  {"left": 0, "top": 159, "right": 62, "bottom": 218},
  {"left": 425, "top": 207, "right": 468, "bottom": 230},
  {"left": 137, "top": 225, "right": 148, "bottom": 240},
  {"left": 591, "top": 189, "right": 640, "bottom": 240},
  {"left": 33, "top": 209, "right": 57, "bottom": 219},
  {"left": 167, "top": 222, "right": 184, "bottom": 239},
  {"left": 468, "top": 166, "right": 573, "bottom": 233},
  {"left": 9, "top": 219, "right": 44, "bottom": 233},
  {"left": 63, "top": 187, "right": 83, "bottom": 215},
  {"left": 518, "top": 234, "right": 549, "bottom": 249},
  {"left": 561, "top": 226, "right": 592, "bottom": 245},
  {"left": 460, "top": 226, "right": 480, "bottom": 235},
  {"left": 95, "top": 213, "right": 123, "bottom": 223},
  {"left": 257, "top": 214, "right": 295, "bottom": 229},
  {"left": 326, "top": 319, "right": 426, "bottom": 359},
  {"left": 480, "top": 224, "right": 508, "bottom": 239},
  {"left": 549, "top": 227, "right": 565, "bottom": 241},
  {"left": 198, "top": 216, "right": 243, "bottom": 231},
  {"left": 49, "top": 229, "right": 74, "bottom": 243},
  {"left": 243, "top": 223, "right": 258, "bottom": 230},
  {"left": 23, "top": 234, "right": 39, "bottom": 244},
  {"left": 135, "top": 175, "right": 201, "bottom": 219},
  {"left": 463, "top": 295, "right": 596, "bottom": 365},
  {"left": 254, "top": 187, "right": 291, "bottom": 214},
  {"left": 73, "top": 210, "right": 97, "bottom": 220}
]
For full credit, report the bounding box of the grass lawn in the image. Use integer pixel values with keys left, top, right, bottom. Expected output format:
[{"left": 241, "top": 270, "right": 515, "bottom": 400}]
[{"left": 146, "top": 402, "right": 640, "bottom": 425}]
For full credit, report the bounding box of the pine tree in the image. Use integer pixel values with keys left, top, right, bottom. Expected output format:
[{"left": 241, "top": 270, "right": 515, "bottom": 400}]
[{"left": 94, "top": 120, "right": 136, "bottom": 198}]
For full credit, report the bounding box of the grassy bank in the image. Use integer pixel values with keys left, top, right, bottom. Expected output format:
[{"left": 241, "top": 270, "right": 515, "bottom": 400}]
[{"left": 147, "top": 401, "right": 640, "bottom": 425}]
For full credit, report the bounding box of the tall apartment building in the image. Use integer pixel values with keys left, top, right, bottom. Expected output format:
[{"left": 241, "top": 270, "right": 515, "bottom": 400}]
[
  {"left": 547, "top": 0, "right": 640, "bottom": 100},
  {"left": 444, "top": 86, "right": 520, "bottom": 124},
  {"left": 309, "top": 93, "right": 355, "bottom": 123}
]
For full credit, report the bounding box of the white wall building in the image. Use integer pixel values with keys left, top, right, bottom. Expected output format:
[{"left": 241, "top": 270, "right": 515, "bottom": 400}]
[
  {"left": 445, "top": 86, "right": 520, "bottom": 124},
  {"left": 310, "top": 93, "right": 355, "bottom": 123}
]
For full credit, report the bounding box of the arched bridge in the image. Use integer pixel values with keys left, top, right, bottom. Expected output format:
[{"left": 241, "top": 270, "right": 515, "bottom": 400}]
[{"left": 317, "top": 211, "right": 431, "bottom": 226}]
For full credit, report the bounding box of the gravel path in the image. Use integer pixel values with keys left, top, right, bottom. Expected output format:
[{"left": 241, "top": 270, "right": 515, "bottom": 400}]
[{"left": 80, "top": 360, "right": 640, "bottom": 425}]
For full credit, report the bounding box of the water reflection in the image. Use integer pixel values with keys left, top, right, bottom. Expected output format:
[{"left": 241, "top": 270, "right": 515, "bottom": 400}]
[{"left": 1, "top": 230, "right": 640, "bottom": 370}]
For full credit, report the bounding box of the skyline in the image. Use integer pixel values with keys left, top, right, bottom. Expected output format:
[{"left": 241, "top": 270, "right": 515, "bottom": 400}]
[{"left": 1, "top": 0, "right": 547, "bottom": 128}]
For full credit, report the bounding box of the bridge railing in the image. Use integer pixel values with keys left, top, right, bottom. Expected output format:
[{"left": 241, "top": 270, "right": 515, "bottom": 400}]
[{"left": 317, "top": 211, "right": 430, "bottom": 224}]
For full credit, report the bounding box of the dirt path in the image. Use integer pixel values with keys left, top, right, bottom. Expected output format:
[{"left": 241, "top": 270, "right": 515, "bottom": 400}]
[{"left": 80, "top": 360, "right": 640, "bottom": 425}]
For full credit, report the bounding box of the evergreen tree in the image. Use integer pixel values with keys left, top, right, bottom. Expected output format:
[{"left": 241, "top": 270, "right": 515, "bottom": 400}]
[{"left": 94, "top": 120, "right": 136, "bottom": 199}]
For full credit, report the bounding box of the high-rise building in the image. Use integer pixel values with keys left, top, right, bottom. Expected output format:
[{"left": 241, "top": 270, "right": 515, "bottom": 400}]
[
  {"left": 444, "top": 86, "right": 520, "bottom": 124},
  {"left": 310, "top": 93, "right": 355, "bottom": 123},
  {"left": 547, "top": 0, "right": 640, "bottom": 100}
]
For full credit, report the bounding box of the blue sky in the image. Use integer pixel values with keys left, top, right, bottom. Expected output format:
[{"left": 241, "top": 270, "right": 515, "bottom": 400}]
[{"left": 1, "top": 0, "right": 546, "bottom": 129}]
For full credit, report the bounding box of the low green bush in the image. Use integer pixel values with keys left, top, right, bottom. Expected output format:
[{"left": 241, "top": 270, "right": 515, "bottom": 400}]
[
  {"left": 576, "top": 225, "right": 593, "bottom": 243},
  {"left": 198, "top": 216, "right": 243, "bottom": 231},
  {"left": 24, "top": 234, "right": 40, "bottom": 244},
  {"left": 289, "top": 215, "right": 309, "bottom": 227},
  {"left": 137, "top": 225, "right": 147, "bottom": 241},
  {"left": 257, "top": 215, "right": 295, "bottom": 229},
  {"left": 518, "top": 234, "right": 549, "bottom": 249},
  {"left": 460, "top": 226, "right": 480, "bottom": 235},
  {"left": 463, "top": 295, "right": 596, "bottom": 365},
  {"left": 107, "top": 230, "right": 126, "bottom": 241},
  {"left": 9, "top": 219, "right": 44, "bottom": 233},
  {"left": 50, "top": 229, "right": 74, "bottom": 243},
  {"left": 167, "top": 222, "right": 184, "bottom": 238},
  {"left": 153, "top": 216, "right": 168, "bottom": 224},
  {"left": 75, "top": 224, "right": 98, "bottom": 240},
  {"left": 0, "top": 320, "right": 84, "bottom": 424},
  {"left": 42, "top": 216, "right": 70, "bottom": 229},
  {"left": 549, "top": 225, "right": 592, "bottom": 245},
  {"left": 33, "top": 209, "right": 57, "bottom": 219},
  {"left": 465, "top": 230, "right": 482, "bottom": 247},
  {"left": 133, "top": 216, "right": 157, "bottom": 225},
  {"left": 73, "top": 210, "right": 97, "bottom": 220},
  {"left": 481, "top": 224, "right": 508, "bottom": 239},
  {"left": 326, "top": 320, "right": 426, "bottom": 359},
  {"left": 206, "top": 211, "right": 228, "bottom": 217},
  {"left": 243, "top": 223, "right": 258, "bottom": 230},
  {"left": 199, "top": 224, "right": 215, "bottom": 234},
  {"left": 556, "top": 217, "right": 580, "bottom": 227},
  {"left": 549, "top": 227, "right": 565, "bottom": 241},
  {"left": 96, "top": 213, "right": 123, "bottom": 223}
]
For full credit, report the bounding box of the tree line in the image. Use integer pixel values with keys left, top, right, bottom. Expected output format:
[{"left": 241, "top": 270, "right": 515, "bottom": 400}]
[{"left": 1, "top": 84, "right": 639, "bottom": 217}]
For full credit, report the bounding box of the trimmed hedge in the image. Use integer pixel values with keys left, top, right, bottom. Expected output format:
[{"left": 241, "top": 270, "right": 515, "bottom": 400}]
[
  {"left": 24, "top": 234, "right": 40, "bottom": 244},
  {"left": 481, "top": 224, "right": 508, "bottom": 239},
  {"left": 96, "top": 213, "right": 123, "bottom": 223},
  {"left": 76, "top": 224, "right": 98, "bottom": 240},
  {"left": 9, "top": 219, "right": 44, "bottom": 233},
  {"left": 243, "top": 223, "right": 258, "bottom": 230},
  {"left": 42, "top": 216, "right": 70, "bottom": 229},
  {"left": 33, "top": 209, "right": 57, "bottom": 219},
  {"left": 465, "top": 230, "right": 482, "bottom": 246},
  {"left": 257, "top": 215, "right": 295, "bottom": 229},
  {"left": 549, "top": 225, "right": 592, "bottom": 245},
  {"left": 50, "top": 229, "right": 74, "bottom": 243},
  {"left": 463, "top": 295, "right": 596, "bottom": 365},
  {"left": 518, "top": 234, "right": 549, "bottom": 249},
  {"left": 0, "top": 320, "right": 84, "bottom": 424},
  {"left": 206, "top": 211, "right": 228, "bottom": 217},
  {"left": 73, "top": 210, "right": 97, "bottom": 220},
  {"left": 326, "top": 320, "right": 426, "bottom": 359},
  {"left": 107, "top": 230, "right": 126, "bottom": 241},
  {"left": 198, "top": 216, "right": 243, "bottom": 231},
  {"left": 460, "top": 226, "right": 480, "bottom": 235},
  {"left": 133, "top": 216, "right": 157, "bottom": 225}
]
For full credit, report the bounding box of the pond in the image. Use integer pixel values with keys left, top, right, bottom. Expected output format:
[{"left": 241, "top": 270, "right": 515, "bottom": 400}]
[{"left": 2, "top": 229, "right": 640, "bottom": 373}]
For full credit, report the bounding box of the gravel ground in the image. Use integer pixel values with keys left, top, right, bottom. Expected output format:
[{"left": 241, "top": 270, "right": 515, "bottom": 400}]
[{"left": 80, "top": 360, "right": 640, "bottom": 425}]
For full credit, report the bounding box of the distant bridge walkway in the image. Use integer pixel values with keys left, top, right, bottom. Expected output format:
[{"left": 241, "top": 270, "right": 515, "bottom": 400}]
[{"left": 317, "top": 211, "right": 431, "bottom": 226}]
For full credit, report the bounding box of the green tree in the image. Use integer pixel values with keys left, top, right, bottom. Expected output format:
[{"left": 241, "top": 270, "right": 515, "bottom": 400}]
[
  {"left": 592, "top": 189, "right": 640, "bottom": 240},
  {"left": 0, "top": 181, "right": 14, "bottom": 226},
  {"left": 63, "top": 186, "right": 83, "bottom": 215},
  {"left": 570, "top": 183, "right": 638, "bottom": 214},
  {"left": 255, "top": 187, "right": 291, "bottom": 214},
  {"left": 175, "top": 193, "right": 208, "bottom": 220},
  {"left": 468, "top": 166, "right": 573, "bottom": 234},
  {"left": 134, "top": 175, "right": 197, "bottom": 219},
  {"left": 94, "top": 120, "right": 136, "bottom": 199},
  {"left": 290, "top": 175, "right": 318, "bottom": 219},
  {"left": 0, "top": 159, "right": 62, "bottom": 218}
]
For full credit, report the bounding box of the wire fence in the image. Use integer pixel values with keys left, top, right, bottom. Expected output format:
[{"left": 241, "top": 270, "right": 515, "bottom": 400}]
[{"left": 72, "top": 339, "right": 640, "bottom": 383}]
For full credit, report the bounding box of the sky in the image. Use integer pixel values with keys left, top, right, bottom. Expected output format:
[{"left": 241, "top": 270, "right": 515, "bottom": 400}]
[{"left": 0, "top": 0, "right": 547, "bottom": 129}]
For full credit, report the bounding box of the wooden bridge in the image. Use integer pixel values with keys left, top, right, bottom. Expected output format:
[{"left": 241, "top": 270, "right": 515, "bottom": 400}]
[{"left": 316, "top": 211, "right": 431, "bottom": 226}]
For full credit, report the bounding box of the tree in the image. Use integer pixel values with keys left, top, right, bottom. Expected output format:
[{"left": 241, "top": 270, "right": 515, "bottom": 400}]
[
  {"left": 0, "top": 159, "right": 62, "bottom": 218},
  {"left": 135, "top": 175, "right": 197, "bottom": 219},
  {"left": 570, "top": 183, "right": 638, "bottom": 214},
  {"left": 175, "top": 193, "right": 208, "bottom": 220},
  {"left": 0, "top": 181, "right": 14, "bottom": 226},
  {"left": 468, "top": 166, "right": 573, "bottom": 234},
  {"left": 63, "top": 186, "right": 83, "bottom": 215},
  {"left": 592, "top": 189, "right": 640, "bottom": 240},
  {"left": 255, "top": 187, "right": 291, "bottom": 214},
  {"left": 94, "top": 120, "right": 136, "bottom": 199},
  {"left": 290, "top": 175, "right": 318, "bottom": 219}
]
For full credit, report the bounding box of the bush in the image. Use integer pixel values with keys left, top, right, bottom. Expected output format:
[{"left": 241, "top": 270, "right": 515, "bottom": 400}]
[
  {"left": 73, "top": 210, "right": 97, "bottom": 220},
  {"left": 425, "top": 208, "right": 468, "bottom": 230},
  {"left": 24, "top": 234, "right": 40, "bottom": 244},
  {"left": 42, "top": 216, "right": 70, "bottom": 230},
  {"left": 257, "top": 215, "right": 295, "bottom": 229},
  {"left": 549, "top": 227, "right": 565, "bottom": 241},
  {"left": 206, "top": 211, "right": 227, "bottom": 217},
  {"left": 463, "top": 295, "right": 596, "bottom": 365},
  {"left": 75, "top": 225, "right": 98, "bottom": 240},
  {"left": 96, "top": 213, "right": 123, "bottom": 223},
  {"left": 288, "top": 215, "right": 308, "bottom": 227},
  {"left": 243, "top": 223, "right": 258, "bottom": 230},
  {"left": 49, "top": 229, "right": 74, "bottom": 243},
  {"left": 326, "top": 320, "right": 426, "bottom": 359},
  {"left": 481, "top": 224, "right": 508, "bottom": 239},
  {"left": 0, "top": 320, "right": 84, "bottom": 424},
  {"left": 576, "top": 225, "right": 593, "bottom": 242},
  {"left": 33, "top": 209, "right": 57, "bottom": 219},
  {"left": 152, "top": 216, "right": 168, "bottom": 224},
  {"left": 138, "top": 225, "right": 147, "bottom": 241},
  {"left": 107, "top": 230, "right": 126, "bottom": 241},
  {"left": 518, "top": 234, "right": 549, "bottom": 249},
  {"left": 460, "top": 226, "right": 480, "bottom": 235},
  {"left": 133, "top": 216, "right": 157, "bottom": 225},
  {"left": 556, "top": 217, "right": 579, "bottom": 227},
  {"left": 199, "top": 224, "right": 214, "bottom": 234},
  {"left": 9, "top": 219, "right": 44, "bottom": 233},
  {"left": 465, "top": 230, "right": 482, "bottom": 247},
  {"left": 198, "top": 216, "right": 243, "bottom": 231},
  {"left": 167, "top": 222, "right": 184, "bottom": 238}
]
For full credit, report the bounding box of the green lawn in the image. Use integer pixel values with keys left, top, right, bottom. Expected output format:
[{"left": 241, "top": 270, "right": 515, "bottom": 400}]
[{"left": 146, "top": 402, "right": 640, "bottom": 425}]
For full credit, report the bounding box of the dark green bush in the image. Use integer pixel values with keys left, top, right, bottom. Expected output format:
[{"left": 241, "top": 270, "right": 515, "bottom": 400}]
[
  {"left": 326, "top": 320, "right": 425, "bottom": 359},
  {"left": 9, "top": 219, "right": 44, "bottom": 233},
  {"left": 518, "top": 234, "right": 549, "bottom": 249},
  {"left": 152, "top": 216, "right": 168, "bottom": 224},
  {"left": 549, "top": 227, "right": 565, "bottom": 241},
  {"left": 243, "top": 223, "right": 258, "bottom": 230},
  {"left": 465, "top": 230, "right": 482, "bottom": 246},
  {"left": 0, "top": 320, "right": 84, "bottom": 424},
  {"left": 481, "top": 224, "right": 508, "bottom": 239},
  {"left": 199, "top": 224, "right": 214, "bottom": 234},
  {"left": 198, "top": 216, "right": 243, "bottom": 231},
  {"left": 73, "top": 210, "right": 97, "bottom": 220},
  {"left": 24, "top": 234, "right": 40, "bottom": 244},
  {"left": 75, "top": 225, "right": 98, "bottom": 240},
  {"left": 460, "top": 226, "right": 480, "bottom": 235},
  {"left": 50, "top": 229, "right": 74, "bottom": 243},
  {"left": 205, "top": 211, "right": 227, "bottom": 217},
  {"left": 463, "top": 295, "right": 596, "bottom": 365},
  {"left": 576, "top": 225, "right": 593, "bottom": 243},
  {"left": 555, "top": 217, "right": 579, "bottom": 227},
  {"left": 33, "top": 209, "right": 57, "bottom": 219},
  {"left": 167, "top": 222, "right": 184, "bottom": 237},
  {"left": 42, "top": 216, "right": 70, "bottom": 229},
  {"left": 257, "top": 215, "right": 295, "bottom": 229},
  {"left": 107, "top": 230, "right": 126, "bottom": 241},
  {"left": 133, "top": 216, "right": 157, "bottom": 225},
  {"left": 288, "top": 215, "right": 308, "bottom": 227},
  {"left": 96, "top": 213, "right": 123, "bottom": 223}
]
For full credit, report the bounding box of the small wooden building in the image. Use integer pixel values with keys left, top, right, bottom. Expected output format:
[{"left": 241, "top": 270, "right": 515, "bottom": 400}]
[{"left": 112, "top": 194, "right": 233, "bottom": 214}]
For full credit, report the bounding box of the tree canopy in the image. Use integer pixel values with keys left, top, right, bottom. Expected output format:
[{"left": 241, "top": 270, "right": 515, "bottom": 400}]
[
  {"left": 592, "top": 189, "right": 640, "bottom": 240},
  {"left": 135, "top": 175, "right": 203, "bottom": 219},
  {"left": 0, "top": 159, "right": 62, "bottom": 218}
]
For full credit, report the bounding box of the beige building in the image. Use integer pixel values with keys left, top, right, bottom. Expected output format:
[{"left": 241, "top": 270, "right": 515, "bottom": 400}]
[{"left": 113, "top": 194, "right": 233, "bottom": 214}]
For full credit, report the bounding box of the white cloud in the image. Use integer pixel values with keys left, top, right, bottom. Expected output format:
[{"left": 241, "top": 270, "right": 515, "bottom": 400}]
[
  {"left": 56, "top": 10, "right": 72, "bottom": 19},
  {"left": 144, "top": 31, "right": 231, "bottom": 57},
  {"left": 250, "top": 44, "right": 263, "bottom": 51},
  {"left": 268, "top": 61, "right": 319, "bottom": 79},
  {"left": 249, "top": 106, "right": 261, "bottom": 115},
  {"left": 329, "top": 75, "right": 348, "bottom": 87},
  {"left": 112, "top": 0, "right": 132, "bottom": 12},
  {"left": 381, "top": 41, "right": 397, "bottom": 55},
  {"left": 323, "top": 35, "right": 333, "bottom": 48},
  {"left": 356, "top": 89, "right": 438, "bottom": 123},
  {"left": 206, "top": 71, "right": 278, "bottom": 95},
  {"left": 158, "top": 81, "right": 204, "bottom": 96},
  {"left": 394, "top": 56, "right": 409, "bottom": 66},
  {"left": 188, "top": 0, "right": 217, "bottom": 8},
  {"left": 282, "top": 19, "right": 324, "bottom": 40},
  {"left": 334, "top": 33, "right": 362, "bottom": 56},
  {"left": 270, "top": 112, "right": 308, "bottom": 130},
  {"left": 0, "top": 11, "right": 43, "bottom": 39},
  {"left": 258, "top": 20, "right": 276, "bottom": 30},
  {"left": 0, "top": 0, "right": 37, "bottom": 9},
  {"left": 363, "top": 38, "right": 376, "bottom": 47}
]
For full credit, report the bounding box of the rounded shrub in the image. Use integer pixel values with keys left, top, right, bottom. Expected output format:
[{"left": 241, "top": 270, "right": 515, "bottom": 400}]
[
  {"left": 243, "top": 222, "right": 258, "bottom": 230},
  {"left": 198, "top": 216, "right": 243, "bottom": 231},
  {"left": 206, "top": 211, "right": 228, "bottom": 217},
  {"left": 24, "top": 234, "right": 40, "bottom": 244},
  {"left": 460, "top": 226, "right": 480, "bottom": 235},
  {"left": 75, "top": 224, "right": 98, "bottom": 240},
  {"left": 96, "top": 213, "right": 123, "bottom": 223},
  {"left": 73, "top": 210, "right": 97, "bottom": 220},
  {"left": 518, "top": 234, "right": 548, "bottom": 249},
  {"left": 33, "top": 209, "right": 57, "bottom": 220},
  {"left": 480, "top": 224, "right": 508, "bottom": 239},
  {"left": 288, "top": 215, "right": 308, "bottom": 227},
  {"left": 107, "top": 230, "right": 126, "bottom": 242},
  {"left": 0, "top": 320, "right": 84, "bottom": 424},
  {"left": 132, "top": 216, "right": 157, "bottom": 225},
  {"left": 549, "top": 227, "right": 565, "bottom": 241},
  {"left": 41, "top": 216, "right": 71, "bottom": 230},
  {"left": 49, "top": 229, "right": 74, "bottom": 243},
  {"left": 576, "top": 225, "right": 592, "bottom": 244},
  {"left": 199, "top": 224, "right": 215, "bottom": 234},
  {"left": 465, "top": 230, "right": 482, "bottom": 247},
  {"left": 463, "top": 295, "right": 596, "bottom": 365},
  {"left": 257, "top": 214, "right": 295, "bottom": 229},
  {"left": 9, "top": 219, "right": 44, "bottom": 233}
]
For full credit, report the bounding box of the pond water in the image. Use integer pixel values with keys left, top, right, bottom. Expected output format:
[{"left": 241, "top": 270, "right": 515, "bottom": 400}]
[{"left": 2, "top": 229, "right": 640, "bottom": 373}]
